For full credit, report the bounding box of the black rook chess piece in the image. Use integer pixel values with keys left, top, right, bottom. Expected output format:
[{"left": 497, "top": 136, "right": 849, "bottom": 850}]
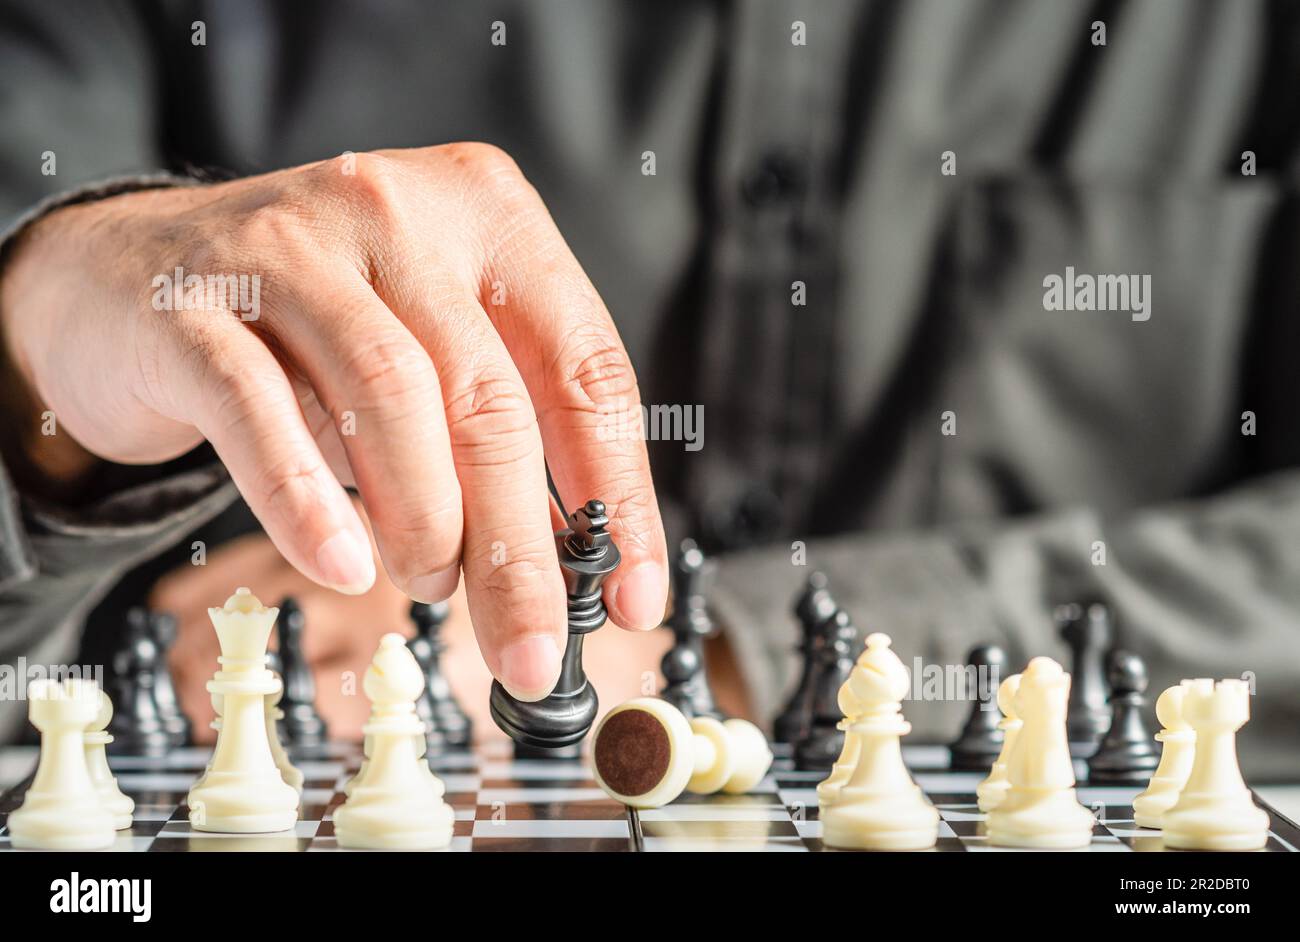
[
  {"left": 275, "top": 596, "right": 328, "bottom": 748},
  {"left": 947, "top": 644, "right": 1007, "bottom": 771},
  {"left": 490, "top": 499, "right": 620, "bottom": 757},
  {"left": 1087, "top": 650, "right": 1161, "bottom": 784},
  {"left": 408, "top": 601, "right": 473, "bottom": 750},
  {"left": 147, "top": 611, "right": 191, "bottom": 747},
  {"left": 107, "top": 607, "right": 172, "bottom": 756},
  {"left": 1056, "top": 601, "right": 1112, "bottom": 755},
  {"left": 659, "top": 539, "right": 723, "bottom": 720},
  {"left": 794, "top": 608, "right": 862, "bottom": 771},
  {"left": 773, "top": 572, "right": 838, "bottom": 745}
]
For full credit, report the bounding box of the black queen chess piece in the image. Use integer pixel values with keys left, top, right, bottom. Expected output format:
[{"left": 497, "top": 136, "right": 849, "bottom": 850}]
[
  {"left": 408, "top": 601, "right": 473, "bottom": 750},
  {"left": 275, "top": 597, "right": 329, "bottom": 749},
  {"left": 947, "top": 644, "right": 1007, "bottom": 771},
  {"left": 107, "top": 607, "right": 172, "bottom": 757},
  {"left": 490, "top": 499, "right": 620, "bottom": 759},
  {"left": 659, "top": 539, "right": 724, "bottom": 720},
  {"left": 773, "top": 572, "right": 839, "bottom": 745}
]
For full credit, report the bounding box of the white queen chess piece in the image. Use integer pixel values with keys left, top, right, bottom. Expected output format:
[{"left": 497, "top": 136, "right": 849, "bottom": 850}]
[
  {"left": 186, "top": 588, "right": 300, "bottom": 832},
  {"left": 819, "top": 633, "right": 939, "bottom": 850},
  {"left": 85, "top": 686, "right": 134, "bottom": 830},
  {"left": 1132, "top": 680, "right": 1197, "bottom": 829}
]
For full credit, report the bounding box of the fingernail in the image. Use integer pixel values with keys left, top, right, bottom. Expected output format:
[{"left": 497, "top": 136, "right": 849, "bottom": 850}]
[
  {"left": 316, "top": 529, "right": 376, "bottom": 594},
  {"left": 498, "top": 635, "right": 562, "bottom": 702},
  {"left": 407, "top": 565, "right": 460, "bottom": 603},
  {"left": 609, "top": 561, "right": 668, "bottom": 630}
]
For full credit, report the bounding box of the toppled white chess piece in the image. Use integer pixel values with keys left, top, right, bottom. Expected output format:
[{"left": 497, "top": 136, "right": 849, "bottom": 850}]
[
  {"left": 986, "top": 656, "right": 1095, "bottom": 848},
  {"left": 975, "top": 672, "right": 1022, "bottom": 812},
  {"left": 1161, "top": 678, "right": 1268, "bottom": 850},
  {"left": 85, "top": 686, "right": 134, "bottom": 830},
  {"left": 1132, "top": 680, "right": 1197, "bottom": 829},
  {"left": 334, "top": 634, "right": 455, "bottom": 849},
  {"left": 819, "top": 633, "right": 939, "bottom": 850},
  {"left": 187, "top": 588, "right": 300, "bottom": 833},
  {"left": 266, "top": 680, "right": 304, "bottom": 795},
  {"left": 591, "top": 697, "right": 772, "bottom": 809},
  {"left": 8, "top": 678, "right": 117, "bottom": 849}
]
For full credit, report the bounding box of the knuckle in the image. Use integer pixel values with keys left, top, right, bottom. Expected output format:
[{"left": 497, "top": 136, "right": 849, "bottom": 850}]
[
  {"left": 443, "top": 370, "right": 539, "bottom": 456},
  {"left": 340, "top": 336, "right": 438, "bottom": 416},
  {"left": 375, "top": 501, "right": 464, "bottom": 576},
  {"left": 555, "top": 335, "right": 640, "bottom": 411},
  {"left": 255, "top": 454, "right": 330, "bottom": 512},
  {"left": 326, "top": 151, "right": 404, "bottom": 209},
  {"left": 475, "top": 537, "right": 556, "bottom": 601},
  {"left": 441, "top": 141, "right": 522, "bottom": 181}
]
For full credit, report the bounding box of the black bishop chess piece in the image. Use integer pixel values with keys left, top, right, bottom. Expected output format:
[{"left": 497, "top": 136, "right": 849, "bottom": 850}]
[
  {"left": 491, "top": 499, "right": 620, "bottom": 759},
  {"left": 794, "top": 607, "right": 862, "bottom": 771},
  {"left": 147, "top": 611, "right": 191, "bottom": 747},
  {"left": 408, "top": 601, "right": 473, "bottom": 750},
  {"left": 773, "top": 572, "right": 839, "bottom": 745},
  {"left": 1087, "top": 649, "right": 1161, "bottom": 784},
  {"left": 107, "top": 607, "right": 171, "bottom": 756},
  {"left": 275, "top": 596, "right": 328, "bottom": 749},
  {"left": 659, "top": 539, "right": 723, "bottom": 720},
  {"left": 947, "top": 644, "right": 1007, "bottom": 770},
  {"left": 1056, "top": 600, "right": 1113, "bottom": 756}
]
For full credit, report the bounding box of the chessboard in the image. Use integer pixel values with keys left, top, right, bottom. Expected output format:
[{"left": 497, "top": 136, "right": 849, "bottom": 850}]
[{"left": 2, "top": 740, "right": 1297, "bottom": 853}]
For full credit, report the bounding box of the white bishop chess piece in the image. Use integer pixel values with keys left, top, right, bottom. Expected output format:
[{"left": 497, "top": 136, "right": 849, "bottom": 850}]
[
  {"left": 975, "top": 672, "right": 1022, "bottom": 812},
  {"left": 186, "top": 588, "right": 300, "bottom": 832},
  {"left": 8, "top": 678, "right": 117, "bottom": 849},
  {"left": 1132, "top": 680, "right": 1197, "bottom": 829},
  {"left": 818, "top": 633, "right": 939, "bottom": 850},
  {"left": 333, "top": 633, "right": 455, "bottom": 849},
  {"left": 986, "top": 656, "right": 1095, "bottom": 848},
  {"left": 85, "top": 686, "right": 134, "bottom": 830},
  {"left": 1160, "top": 678, "right": 1268, "bottom": 850}
]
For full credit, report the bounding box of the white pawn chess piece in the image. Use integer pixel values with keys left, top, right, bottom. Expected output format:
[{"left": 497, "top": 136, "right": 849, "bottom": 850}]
[
  {"left": 1161, "top": 679, "right": 1268, "bottom": 850},
  {"left": 266, "top": 680, "right": 304, "bottom": 795},
  {"left": 590, "top": 697, "right": 773, "bottom": 809},
  {"left": 819, "top": 633, "right": 939, "bottom": 850},
  {"left": 986, "top": 656, "right": 1095, "bottom": 848},
  {"left": 815, "top": 670, "right": 868, "bottom": 810},
  {"left": 8, "top": 678, "right": 117, "bottom": 849},
  {"left": 85, "top": 686, "right": 134, "bottom": 829},
  {"left": 1132, "top": 680, "right": 1197, "bottom": 829},
  {"left": 186, "top": 588, "right": 300, "bottom": 832},
  {"left": 975, "top": 672, "right": 1023, "bottom": 812},
  {"left": 334, "top": 633, "right": 455, "bottom": 849}
]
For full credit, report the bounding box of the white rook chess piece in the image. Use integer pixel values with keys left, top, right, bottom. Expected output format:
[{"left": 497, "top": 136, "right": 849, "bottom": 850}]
[
  {"left": 815, "top": 677, "right": 867, "bottom": 810},
  {"left": 8, "top": 678, "right": 116, "bottom": 849},
  {"left": 266, "top": 680, "right": 304, "bottom": 795},
  {"left": 986, "top": 657, "right": 1095, "bottom": 848},
  {"left": 975, "top": 672, "right": 1022, "bottom": 812},
  {"left": 1160, "top": 679, "right": 1268, "bottom": 850},
  {"left": 334, "top": 634, "right": 455, "bottom": 849},
  {"left": 187, "top": 588, "right": 300, "bottom": 832},
  {"left": 591, "top": 697, "right": 772, "bottom": 809},
  {"left": 819, "top": 633, "right": 939, "bottom": 850},
  {"left": 1132, "top": 680, "right": 1197, "bottom": 829},
  {"left": 85, "top": 686, "right": 134, "bottom": 829}
]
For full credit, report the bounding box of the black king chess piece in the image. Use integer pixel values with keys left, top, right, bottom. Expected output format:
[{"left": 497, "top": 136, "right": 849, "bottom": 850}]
[
  {"left": 1056, "top": 601, "right": 1113, "bottom": 755},
  {"left": 108, "top": 607, "right": 171, "bottom": 756},
  {"left": 275, "top": 596, "right": 328, "bottom": 748},
  {"left": 491, "top": 499, "right": 620, "bottom": 758},
  {"left": 773, "top": 572, "right": 838, "bottom": 744},
  {"left": 794, "top": 608, "right": 862, "bottom": 771},
  {"left": 659, "top": 539, "right": 723, "bottom": 720},
  {"left": 409, "top": 601, "right": 473, "bottom": 749},
  {"left": 947, "top": 644, "right": 1007, "bottom": 770}
]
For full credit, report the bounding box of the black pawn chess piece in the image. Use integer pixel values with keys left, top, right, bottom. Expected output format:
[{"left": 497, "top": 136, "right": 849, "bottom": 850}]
[
  {"left": 491, "top": 499, "right": 620, "bottom": 758},
  {"left": 1057, "top": 601, "right": 1113, "bottom": 755},
  {"left": 147, "top": 611, "right": 191, "bottom": 747},
  {"left": 794, "top": 608, "right": 862, "bottom": 771},
  {"left": 275, "top": 596, "right": 328, "bottom": 748},
  {"left": 659, "top": 539, "right": 723, "bottom": 720},
  {"left": 773, "top": 572, "right": 838, "bottom": 744},
  {"left": 107, "top": 607, "right": 171, "bottom": 756},
  {"left": 409, "top": 601, "right": 473, "bottom": 750},
  {"left": 947, "top": 644, "right": 1007, "bottom": 770},
  {"left": 1087, "top": 650, "right": 1161, "bottom": 784}
]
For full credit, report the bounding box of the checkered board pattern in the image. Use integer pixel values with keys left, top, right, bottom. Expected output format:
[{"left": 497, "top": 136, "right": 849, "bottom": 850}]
[{"left": 1, "top": 741, "right": 1297, "bottom": 852}]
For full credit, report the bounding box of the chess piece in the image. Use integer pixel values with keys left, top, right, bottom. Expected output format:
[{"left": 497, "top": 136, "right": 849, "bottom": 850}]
[
  {"left": 814, "top": 677, "right": 866, "bottom": 810},
  {"left": 85, "top": 686, "right": 134, "bottom": 829},
  {"left": 408, "top": 601, "right": 472, "bottom": 749},
  {"left": 1056, "top": 601, "right": 1113, "bottom": 754},
  {"left": 7, "top": 679, "right": 117, "bottom": 849},
  {"left": 659, "top": 539, "right": 724, "bottom": 720},
  {"left": 148, "top": 611, "right": 191, "bottom": 747},
  {"left": 773, "top": 572, "right": 838, "bottom": 744},
  {"left": 265, "top": 678, "right": 304, "bottom": 794},
  {"left": 107, "top": 607, "right": 171, "bottom": 757},
  {"left": 334, "top": 634, "right": 455, "bottom": 849},
  {"left": 591, "top": 697, "right": 772, "bottom": 809},
  {"left": 490, "top": 499, "right": 620, "bottom": 756},
  {"left": 1161, "top": 679, "right": 1268, "bottom": 850},
  {"left": 975, "top": 673, "right": 1023, "bottom": 812},
  {"left": 987, "top": 657, "right": 1095, "bottom": 848},
  {"left": 820, "top": 634, "right": 939, "bottom": 850},
  {"left": 1133, "top": 680, "right": 1198, "bottom": 829},
  {"left": 794, "top": 608, "right": 861, "bottom": 770},
  {"left": 275, "top": 597, "right": 328, "bottom": 748},
  {"left": 947, "top": 644, "right": 1007, "bottom": 771},
  {"left": 186, "top": 588, "right": 300, "bottom": 833},
  {"left": 1086, "top": 650, "right": 1160, "bottom": 784}
]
